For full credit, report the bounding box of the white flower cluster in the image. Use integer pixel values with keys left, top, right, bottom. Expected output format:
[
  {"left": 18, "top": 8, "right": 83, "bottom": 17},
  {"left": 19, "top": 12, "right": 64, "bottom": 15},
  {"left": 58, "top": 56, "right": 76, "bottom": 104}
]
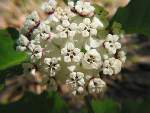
[
  {"left": 17, "top": 0, "right": 126, "bottom": 95},
  {"left": 68, "top": 0, "right": 95, "bottom": 17}
]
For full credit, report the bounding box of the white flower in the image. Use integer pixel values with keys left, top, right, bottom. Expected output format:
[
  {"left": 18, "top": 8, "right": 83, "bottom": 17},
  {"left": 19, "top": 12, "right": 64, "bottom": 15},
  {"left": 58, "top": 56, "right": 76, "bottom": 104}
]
[
  {"left": 26, "top": 11, "right": 40, "bottom": 22},
  {"left": 103, "top": 57, "right": 122, "bottom": 75},
  {"left": 17, "top": 35, "right": 29, "bottom": 46},
  {"left": 103, "top": 54, "right": 109, "bottom": 60},
  {"left": 22, "top": 11, "right": 40, "bottom": 34},
  {"left": 33, "top": 23, "right": 57, "bottom": 42},
  {"left": 42, "top": 0, "right": 57, "bottom": 14},
  {"left": 67, "top": 65, "right": 76, "bottom": 72},
  {"left": 68, "top": 1, "right": 74, "bottom": 8},
  {"left": 82, "top": 49, "right": 101, "bottom": 69},
  {"left": 17, "top": 0, "right": 126, "bottom": 96},
  {"left": 44, "top": 57, "right": 61, "bottom": 77},
  {"left": 66, "top": 72, "right": 85, "bottom": 95},
  {"left": 56, "top": 7, "right": 75, "bottom": 20},
  {"left": 79, "top": 17, "right": 103, "bottom": 37},
  {"left": 61, "top": 42, "right": 83, "bottom": 63},
  {"left": 85, "top": 37, "right": 102, "bottom": 51},
  {"left": 46, "top": 7, "right": 75, "bottom": 23},
  {"left": 91, "top": 17, "right": 104, "bottom": 29},
  {"left": 28, "top": 43, "right": 43, "bottom": 61},
  {"left": 16, "top": 46, "right": 27, "bottom": 52},
  {"left": 102, "top": 59, "right": 113, "bottom": 75},
  {"left": 104, "top": 34, "right": 121, "bottom": 54},
  {"left": 16, "top": 35, "right": 29, "bottom": 51},
  {"left": 88, "top": 78, "right": 106, "bottom": 94},
  {"left": 42, "top": 0, "right": 59, "bottom": 23},
  {"left": 117, "top": 50, "right": 126, "bottom": 63},
  {"left": 46, "top": 14, "right": 59, "bottom": 23},
  {"left": 69, "top": 1, "right": 95, "bottom": 17},
  {"left": 56, "top": 20, "right": 77, "bottom": 38}
]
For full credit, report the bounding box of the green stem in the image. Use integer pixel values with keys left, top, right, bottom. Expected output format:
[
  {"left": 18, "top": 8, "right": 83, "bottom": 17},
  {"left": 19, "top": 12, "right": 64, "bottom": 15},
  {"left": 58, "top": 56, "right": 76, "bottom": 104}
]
[{"left": 84, "top": 95, "right": 95, "bottom": 113}]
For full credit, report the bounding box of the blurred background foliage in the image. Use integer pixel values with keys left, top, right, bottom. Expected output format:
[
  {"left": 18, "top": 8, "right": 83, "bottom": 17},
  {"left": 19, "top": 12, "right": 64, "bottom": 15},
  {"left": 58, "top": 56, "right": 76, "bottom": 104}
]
[{"left": 0, "top": 0, "right": 150, "bottom": 113}]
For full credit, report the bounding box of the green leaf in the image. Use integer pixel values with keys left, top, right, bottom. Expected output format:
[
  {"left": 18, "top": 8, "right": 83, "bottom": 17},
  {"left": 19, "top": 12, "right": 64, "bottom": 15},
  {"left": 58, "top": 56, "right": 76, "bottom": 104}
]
[
  {"left": 49, "top": 92, "right": 69, "bottom": 113},
  {"left": 111, "top": 0, "right": 150, "bottom": 37},
  {"left": 81, "top": 47, "right": 87, "bottom": 53},
  {"left": 0, "top": 29, "right": 27, "bottom": 70},
  {"left": 0, "top": 92, "right": 51, "bottom": 113},
  {"left": 7, "top": 28, "right": 19, "bottom": 41},
  {"left": 0, "top": 92, "right": 69, "bottom": 113},
  {"left": 92, "top": 99, "right": 120, "bottom": 113}
]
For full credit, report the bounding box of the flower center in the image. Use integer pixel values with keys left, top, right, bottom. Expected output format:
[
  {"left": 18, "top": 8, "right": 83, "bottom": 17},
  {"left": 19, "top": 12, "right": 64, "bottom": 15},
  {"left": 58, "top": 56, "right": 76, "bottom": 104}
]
[
  {"left": 67, "top": 49, "right": 76, "bottom": 59},
  {"left": 87, "top": 55, "right": 95, "bottom": 64}
]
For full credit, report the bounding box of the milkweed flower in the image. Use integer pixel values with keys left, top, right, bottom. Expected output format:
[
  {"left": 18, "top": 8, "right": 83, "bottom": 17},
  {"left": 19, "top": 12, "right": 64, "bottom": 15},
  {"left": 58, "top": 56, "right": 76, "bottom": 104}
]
[
  {"left": 17, "top": 0, "right": 126, "bottom": 96},
  {"left": 104, "top": 34, "right": 121, "bottom": 54},
  {"left": 88, "top": 78, "right": 106, "bottom": 94},
  {"left": 61, "top": 42, "right": 83, "bottom": 63},
  {"left": 79, "top": 17, "right": 104, "bottom": 37},
  {"left": 102, "top": 57, "right": 122, "bottom": 75},
  {"left": 44, "top": 57, "right": 61, "bottom": 77},
  {"left": 82, "top": 49, "right": 101, "bottom": 69},
  {"left": 66, "top": 72, "right": 85, "bottom": 95},
  {"left": 42, "top": 0, "right": 57, "bottom": 14},
  {"left": 27, "top": 43, "right": 43, "bottom": 62},
  {"left": 68, "top": 0, "right": 95, "bottom": 17},
  {"left": 56, "top": 20, "right": 78, "bottom": 38},
  {"left": 22, "top": 11, "right": 40, "bottom": 35}
]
